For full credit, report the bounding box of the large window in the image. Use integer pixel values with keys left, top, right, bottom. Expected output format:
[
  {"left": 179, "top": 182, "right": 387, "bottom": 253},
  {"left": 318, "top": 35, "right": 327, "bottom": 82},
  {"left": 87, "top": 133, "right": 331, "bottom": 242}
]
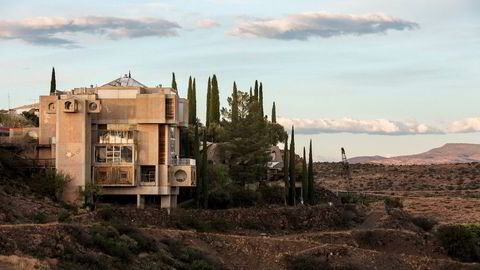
[
  {"left": 141, "top": 166, "right": 156, "bottom": 183},
  {"left": 98, "top": 130, "right": 134, "bottom": 144},
  {"left": 95, "top": 145, "right": 133, "bottom": 164},
  {"left": 169, "top": 126, "right": 176, "bottom": 161}
]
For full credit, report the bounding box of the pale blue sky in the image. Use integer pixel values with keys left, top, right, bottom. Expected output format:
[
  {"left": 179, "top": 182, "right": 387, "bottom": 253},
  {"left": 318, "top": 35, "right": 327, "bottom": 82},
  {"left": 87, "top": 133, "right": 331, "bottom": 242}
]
[{"left": 1, "top": 0, "right": 479, "bottom": 160}]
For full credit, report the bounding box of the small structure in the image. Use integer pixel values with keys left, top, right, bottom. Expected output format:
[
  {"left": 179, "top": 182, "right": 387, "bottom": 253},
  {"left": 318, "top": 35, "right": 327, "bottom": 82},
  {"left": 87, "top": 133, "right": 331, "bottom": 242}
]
[{"left": 37, "top": 73, "right": 195, "bottom": 208}]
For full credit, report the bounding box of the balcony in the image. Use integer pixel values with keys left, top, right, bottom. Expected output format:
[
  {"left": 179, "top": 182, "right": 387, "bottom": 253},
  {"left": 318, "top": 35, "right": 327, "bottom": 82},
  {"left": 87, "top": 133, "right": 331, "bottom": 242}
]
[
  {"left": 169, "top": 159, "right": 196, "bottom": 187},
  {"left": 170, "top": 158, "right": 196, "bottom": 166}
]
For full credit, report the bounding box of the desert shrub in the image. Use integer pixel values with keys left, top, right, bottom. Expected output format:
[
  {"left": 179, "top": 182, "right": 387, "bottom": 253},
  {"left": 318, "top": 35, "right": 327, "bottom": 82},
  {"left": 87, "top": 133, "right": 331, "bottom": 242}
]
[
  {"left": 339, "top": 192, "right": 361, "bottom": 204},
  {"left": 230, "top": 187, "right": 259, "bottom": 208},
  {"left": 208, "top": 164, "right": 232, "bottom": 190},
  {"left": 437, "top": 224, "right": 480, "bottom": 262},
  {"left": 33, "top": 212, "right": 48, "bottom": 224},
  {"left": 58, "top": 209, "right": 71, "bottom": 222},
  {"left": 113, "top": 223, "right": 158, "bottom": 253},
  {"left": 384, "top": 197, "right": 403, "bottom": 209},
  {"left": 97, "top": 207, "right": 115, "bottom": 221},
  {"left": 258, "top": 185, "right": 285, "bottom": 205},
  {"left": 286, "top": 254, "right": 330, "bottom": 270},
  {"left": 161, "top": 238, "right": 223, "bottom": 269},
  {"left": 356, "top": 231, "right": 384, "bottom": 247},
  {"left": 192, "top": 260, "right": 215, "bottom": 270},
  {"left": 208, "top": 218, "right": 233, "bottom": 232},
  {"left": 89, "top": 225, "right": 133, "bottom": 261},
  {"left": 208, "top": 189, "right": 232, "bottom": 209},
  {"left": 411, "top": 216, "right": 438, "bottom": 232},
  {"left": 30, "top": 170, "right": 71, "bottom": 201}
]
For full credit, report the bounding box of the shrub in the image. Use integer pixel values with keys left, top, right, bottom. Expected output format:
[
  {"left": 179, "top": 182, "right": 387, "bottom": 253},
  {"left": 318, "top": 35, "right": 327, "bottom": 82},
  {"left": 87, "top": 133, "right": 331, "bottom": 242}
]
[
  {"left": 411, "top": 216, "right": 438, "bottom": 232},
  {"left": 208, "top": 189, "right": 232, "bottom": 209},
  {"left": 58, "top": 209, "right": 71, "bottom": 222},
  {"left": 33, "top": 212, "right": 48, "bottom": 224},
  {"left": 384, "top": 197, "right": 403, "bottom": 210},
  {"left": 258, "top": 185, "right": 285, "bottom": 205},
  {"left": 339, "top": 192, "right": 361, "bottom": 204},
  {"left": 230, "top": 187, "right": 259, "bottom": 208},
  {"left": 192, "top": 260, "right": 215, "bottom": 270},
  {"left": 437, "top": 224, "right": 480, "bottom": 262},
  {"left": 286, "top": 254, "right": 330, "bottom": 270},
  {"left": 30, "top": 170, "right": 71, "bottom": 201}
]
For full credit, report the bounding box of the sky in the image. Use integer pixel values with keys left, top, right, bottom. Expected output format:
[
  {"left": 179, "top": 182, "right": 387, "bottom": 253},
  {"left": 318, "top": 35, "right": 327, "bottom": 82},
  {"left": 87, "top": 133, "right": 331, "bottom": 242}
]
[{"left": 1, "top": 0, "right": 479, "bottom": 161}]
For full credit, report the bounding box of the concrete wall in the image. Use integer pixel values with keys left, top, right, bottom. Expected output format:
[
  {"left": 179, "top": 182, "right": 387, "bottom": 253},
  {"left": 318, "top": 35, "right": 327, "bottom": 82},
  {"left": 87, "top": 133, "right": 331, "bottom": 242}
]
[
  {"left": 137, "top": 124, "right": 159, "bottom": 165},
  {"left": 39, "top": 96, "right": 57, "bottom": 145}
]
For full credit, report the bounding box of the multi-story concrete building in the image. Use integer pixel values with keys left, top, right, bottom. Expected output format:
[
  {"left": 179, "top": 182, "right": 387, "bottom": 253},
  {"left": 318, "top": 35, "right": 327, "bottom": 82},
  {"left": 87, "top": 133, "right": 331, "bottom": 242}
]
[{"left": 38, "top": 74, "right": 195, "bottom": 208}]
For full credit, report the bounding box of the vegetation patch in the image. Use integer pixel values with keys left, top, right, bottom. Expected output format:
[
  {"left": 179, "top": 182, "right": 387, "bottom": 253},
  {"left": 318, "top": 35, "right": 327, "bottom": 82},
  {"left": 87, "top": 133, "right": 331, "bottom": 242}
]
[{"left": 437, "top": 224, "right": 480, "bottom": 263}]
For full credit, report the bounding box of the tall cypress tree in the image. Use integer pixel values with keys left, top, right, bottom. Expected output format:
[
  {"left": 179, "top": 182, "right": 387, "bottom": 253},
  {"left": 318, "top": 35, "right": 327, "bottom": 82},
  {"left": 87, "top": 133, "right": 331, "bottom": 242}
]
[
  {"left": 171, "top": 72, "right": 177, "bottom": 90},
  {"left": 232, "top": 81, "right": 239, "bottom": 125},
  {"left": 283, "top": 135, "right": 289, "bottom": 206},
  {"left": 206, "top": 77, "right": 211, "bottom": 128},
  {"left": 50, "top": 67, "right": 56, "bottom": 95},
  {"left": 192, "top": 78, "right": 197, "bottom": 124},
  {"left": 308, "top": 139, "right": 314, "bottom": 205},
  {"left": 202, "top": 131, "right": 209, "bottom": 208},
  {"left": 194, "top": 124, "right": 201, "bottom": 207},
  {"left": 272, "top": 102, "right": 276, "bottom": 123},
  {"left": 211, "top": 75, "right": 220, "bottom": 124},
  {"left": 302, "top": 147, "right": 308, "bottom": 204},
  {"left": 187, "top": 76, "right": 194, "bottom": 124},
  {"left": 259, "top": 82, "right": 264, "bottom": 118},
  {"left": 254, "top": 80, "right": 259, "bottom": 102},
  {"left": 288, "top": 126, "right": 296, "bottom": 206}
]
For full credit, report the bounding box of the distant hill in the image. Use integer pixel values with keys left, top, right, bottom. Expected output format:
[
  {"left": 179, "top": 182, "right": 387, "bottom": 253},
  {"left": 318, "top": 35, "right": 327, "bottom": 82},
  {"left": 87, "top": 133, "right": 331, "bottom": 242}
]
[{"left": 349, "top": 143, "right": 480, "bottom": 165}]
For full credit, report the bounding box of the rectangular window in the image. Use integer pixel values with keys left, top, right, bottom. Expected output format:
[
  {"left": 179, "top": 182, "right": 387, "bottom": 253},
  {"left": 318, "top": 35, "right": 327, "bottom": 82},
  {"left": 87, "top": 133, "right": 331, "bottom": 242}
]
[
  {"left": 121, "top": 146, "right": 133, "bottom": 163},
  {"left": 96, "top": 145, "right": 132, "bottom": 164},
  {"left": 141, "top": 166, "right": 156, "bottom": 183},
  {"left": 166, "top": 98, "right": 175, "bottom": 120},
  {"left": 95, "top": 146, "right": 106, "bottom": 163}
]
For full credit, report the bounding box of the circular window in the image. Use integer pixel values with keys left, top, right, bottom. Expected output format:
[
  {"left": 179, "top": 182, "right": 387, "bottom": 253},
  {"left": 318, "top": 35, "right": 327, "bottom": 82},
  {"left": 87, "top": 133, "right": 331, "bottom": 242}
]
[
  {"left": 48, "top": 103, "right": 55, "bottom": 111},
  {"left": 89, "top": 102, "right": 98, "bottom": 111},
  {"left": 174, "top": 170, "right": 187, "bottom": 182}
]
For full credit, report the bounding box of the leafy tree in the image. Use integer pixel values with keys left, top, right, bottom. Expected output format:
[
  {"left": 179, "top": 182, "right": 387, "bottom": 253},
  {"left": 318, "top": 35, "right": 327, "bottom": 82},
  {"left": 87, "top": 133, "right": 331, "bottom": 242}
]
[
  {"left": 211, "top": 75, "right": 220, "bottom": 124},
  {"left": 283, "top": 135, "right": 289, "bottom": 205},
  {"left": 206, "top": 77, "right": 211, "bottom": 128},
  {"left": 288, "top": 126, "right": 296, "bottom": 206},
  {"left": 302, "top": 147, "right": 308, "bottom": 203},
  {"left": 308, "top": 139, "right": 314, "bottom": 204},
  {"left": 202, "top": 131, "right": 209, "bottom": 208},
  {"left": 171, "top": 72, "right": 177, "bottom": 90},
  {"left": 50, "top": 67, "right": 56, "bottom": 95},
  {"left": 231, "top": 82, "right": 239, "bottom": 126},
  {"left": 266, "top": 122, "right": 287, "bottom": 146},
  {"left": 21, "top": 111, "right": 39, "bottom": 127},
  {"left": 259, "top": 82, "right": 264, "bottom": 118},
  {"left": 221, "top": 90, "right": 250, "bottom": 121},
  {"left": 271, "top": 102, "right": 276, "bottom": 123}
]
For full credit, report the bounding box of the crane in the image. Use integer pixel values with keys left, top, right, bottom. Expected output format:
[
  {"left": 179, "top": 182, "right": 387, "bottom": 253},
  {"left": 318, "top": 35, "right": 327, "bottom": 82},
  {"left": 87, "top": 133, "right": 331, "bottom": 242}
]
[{"left": 341, "top": 147, "right": 352, "bottom": 182}]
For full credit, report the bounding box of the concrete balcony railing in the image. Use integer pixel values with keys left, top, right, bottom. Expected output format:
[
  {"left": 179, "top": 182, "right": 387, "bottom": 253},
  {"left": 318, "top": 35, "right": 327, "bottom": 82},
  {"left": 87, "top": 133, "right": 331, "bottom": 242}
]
[{"left": 170, "top": 158, "right": 196, "bottom": 166}]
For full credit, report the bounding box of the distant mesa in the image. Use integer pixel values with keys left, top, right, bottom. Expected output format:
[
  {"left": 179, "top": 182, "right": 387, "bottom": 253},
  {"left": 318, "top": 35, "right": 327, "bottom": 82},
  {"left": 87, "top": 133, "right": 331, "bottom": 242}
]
[{"left": 348, "top": 143, "right": 480, "bottom": 165}]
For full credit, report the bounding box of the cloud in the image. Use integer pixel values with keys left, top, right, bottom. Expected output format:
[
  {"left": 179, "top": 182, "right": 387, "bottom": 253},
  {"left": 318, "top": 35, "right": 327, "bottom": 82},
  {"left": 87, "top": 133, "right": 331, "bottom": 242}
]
[
  {"left": 448, "top": 117, "right": 480, "bottom": 133},
  {"left": 278, "top": 117, "right": 443, "bottom": 135},
  {"left": 196, "top": 18, "right": 220, "bottom": 29},
  {"left": 231, "top": 12, "right": 419, "bottom": 40},
  {"left": 0, "top": 16, "right": 180, "bottom": 47}
]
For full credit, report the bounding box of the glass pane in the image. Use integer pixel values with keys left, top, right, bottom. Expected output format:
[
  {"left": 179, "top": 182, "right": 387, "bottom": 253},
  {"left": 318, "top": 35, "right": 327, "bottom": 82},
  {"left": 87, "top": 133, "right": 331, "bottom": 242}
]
[
  {"left": 95, "top": 146, "right": 106, "bottom": 163},
  {"left": 127, "top": 131, "right": 134, "bottom": 144},
  {"left": 107, "top": 145, "right": 113, "bottom": 151},
  {"left": 121, "top": 146, "right": 133, "bottom": 163}
]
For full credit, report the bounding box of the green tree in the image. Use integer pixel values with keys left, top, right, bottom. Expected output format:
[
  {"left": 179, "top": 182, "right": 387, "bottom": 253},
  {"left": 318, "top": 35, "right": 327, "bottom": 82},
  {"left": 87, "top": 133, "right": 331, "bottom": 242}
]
[
  {"left": 171, "top": 72, "right": 177, "bottom": 90},
  {"left": 194, "top": 124, "right": 201, "bottom": 207},
  {"left": 192, "top": 78, "right": 197, "bottom": 123},
  {"left": 231, "top": 81, "right": 239, "bottom": 126},
  {"left": 302, "top": 147, "right": 308, "bottom": 204},
  {"left": 221, "top": 90, "right": 250, "bottom": 121},
  {"left": 288, "top": 126, "right": 296, "bottom": 206},
  {"left": 271, "top": 102, "right": 276, "bottom": 123},
  {"left": 283, "top": 135, "right": 289, "bottom": 205},
  {"left": 202, "top": 130, "right": 209, "bottom": 208},
  {"left": 187, "top": 76, "right": 194, "bottom": 124},
  {"left": 50, "top": 67, "right": 56, "bottom": 95},
  {"left": 211, "top": 75, "right": 220, "bottom": 124},
  {"left": 254, "top": 80, "right": 259, "bottom": 102},
  {"left": 206, "top": 77, "right": 211, "bottom": 128},
  {"left": 308, "top": 139, "right": 314, "bottom": 205},
  {"left": 259, "top": 82, "right": 264, "bottom": 118}
]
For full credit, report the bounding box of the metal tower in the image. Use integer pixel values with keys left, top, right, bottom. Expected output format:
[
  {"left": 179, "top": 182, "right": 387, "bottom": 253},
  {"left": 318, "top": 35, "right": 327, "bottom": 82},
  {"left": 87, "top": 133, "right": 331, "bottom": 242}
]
[{"left": 341, "top": 147, "right": 352, "bottom": 181}]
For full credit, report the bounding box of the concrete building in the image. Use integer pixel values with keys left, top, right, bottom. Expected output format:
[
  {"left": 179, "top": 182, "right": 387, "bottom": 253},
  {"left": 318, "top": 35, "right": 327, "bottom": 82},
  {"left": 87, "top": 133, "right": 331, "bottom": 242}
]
[{"left": 38, "top": 74, "right": 196, "bottom": 208}]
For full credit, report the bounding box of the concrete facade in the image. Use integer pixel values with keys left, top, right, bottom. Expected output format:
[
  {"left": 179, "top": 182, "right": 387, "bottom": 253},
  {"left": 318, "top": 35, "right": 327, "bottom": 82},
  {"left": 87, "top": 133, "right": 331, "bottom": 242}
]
[{"left": 38, "top": 74, "right": 195, "bottom": 208}]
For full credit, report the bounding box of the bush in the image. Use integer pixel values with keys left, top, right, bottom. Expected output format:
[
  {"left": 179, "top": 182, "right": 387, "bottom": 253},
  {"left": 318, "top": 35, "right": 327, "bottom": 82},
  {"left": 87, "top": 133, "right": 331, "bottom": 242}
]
[
  {"left": 339, "top": 192, "right": 361, "bottom": 204},
  {"left": 437, "top": 224, "right": 480, "bottom": 262},
  {"left": 286, "top": 254, "right": 330, "bottom": 270},
  {"left": 30, "top": 170, "right": 71, "bottom": 201},
  {"left": 58, "top": 209, "right": 71, "bottom": 222},
  {"left": 208, "top": 189, "right": 232, "bottom": 209},
  {"left": 258, "top": 185, "right": 285, "bottom": 205},
  {"left": 33, "top": 212, "right": 48, "bottom": 224},
  {"left": 384, "top": 197, "right": 403, "bottom": 209},
  {"left": 230, "top": 187, "right": 259, "bottom": 208},
  {"left": 192, "top": 260, "right": 215, "bottom": 270},
  {"left": 411, "top": 216, "right": 438, "bottom": 231}
]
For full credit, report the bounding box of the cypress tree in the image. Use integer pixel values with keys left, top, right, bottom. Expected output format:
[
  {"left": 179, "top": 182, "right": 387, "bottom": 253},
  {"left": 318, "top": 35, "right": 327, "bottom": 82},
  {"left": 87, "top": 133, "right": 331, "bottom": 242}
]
[
  {"left": 308, "top": 139, "right": 314, "bottom": 205},
  {"left": 50, "top": 67, "right": 56, "bottom": 95},
  {"left": 259, "top": 82, "right": 264, "bottom": 118},
  {"left": 192, "top": 78, "right": 197, "bottom": 124},
  {"left": 206, "top": 77, "right": 211, "bottom": 128},
  {"left": 272, "top": 102, "right": 276, "bottom": 123},
  {"left": 202, "top": 131, "right": 209, "bottom": 208},
  {"left": 288, "top": 126, "right": 296, "bottom": 206},
  {"left": 171, "top": 72, "right": 177, "bottom": 90},
  {"left": 283, "top": 135, "right": 289, "bottom": 206},
  {"left": 249, "top": 87, "right": 253, "bottom": 104},
  {"left": 254, "top": 80, "right": 259, "bottom": 102},
  {"left": 211, "top": 75, "right": 220, "bottom": 124},
  {"left": 232, "top": 81, "right": 239, "bottom": 125},
  {"left": 194, "top": 124, "right": 201, "bottom": 207},
  {"left": 302, "top": 147, "right": 308, "bottom": 204},
  {"left": 187, "top": 76, "right": 194, "bottom": 124}
]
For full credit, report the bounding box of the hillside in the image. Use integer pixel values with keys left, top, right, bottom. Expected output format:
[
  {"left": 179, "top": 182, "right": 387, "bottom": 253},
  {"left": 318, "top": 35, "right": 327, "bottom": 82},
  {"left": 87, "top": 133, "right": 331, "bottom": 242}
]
[{"left": 349, "top": 143, "right": 480, "bottom": 165}]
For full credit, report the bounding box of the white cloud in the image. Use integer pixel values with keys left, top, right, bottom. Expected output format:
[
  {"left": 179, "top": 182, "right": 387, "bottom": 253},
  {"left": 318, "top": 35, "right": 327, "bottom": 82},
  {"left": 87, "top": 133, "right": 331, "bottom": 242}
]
[
  {"left": 278, "top": 117, "right": 443, "bottom": 135},
  {"left": 231, "top": 12, "right": 419, "bottom": 40},
  {"left": 0, "top": 16, "right": 180, "bottom": 47},
  {"left": 196, "top": 18, "right": 220, "bottom": 29},
  {"left": 448, "top": 117, "right": 480, "bottom": 133}
]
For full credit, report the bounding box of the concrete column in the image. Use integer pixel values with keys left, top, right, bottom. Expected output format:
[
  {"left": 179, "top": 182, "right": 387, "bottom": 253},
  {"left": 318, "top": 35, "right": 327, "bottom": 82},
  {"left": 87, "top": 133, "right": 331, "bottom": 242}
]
[
  {"left": 170, "top": 195, "right": 177, "bottom": 208},
  {"left": 160, "top": 195, "right": 171, "bottom": 209},
  {"left": 137, "top": 194, "right": 145, "bottom": 209}
]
